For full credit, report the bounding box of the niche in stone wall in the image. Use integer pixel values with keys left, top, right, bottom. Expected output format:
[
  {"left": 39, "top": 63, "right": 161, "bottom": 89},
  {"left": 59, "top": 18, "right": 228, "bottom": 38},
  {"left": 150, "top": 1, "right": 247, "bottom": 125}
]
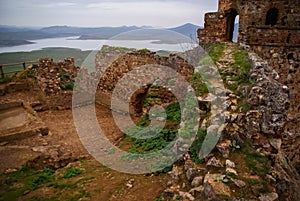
[{"left": 266, "top": 8, "right": 279, "bottom": 26}]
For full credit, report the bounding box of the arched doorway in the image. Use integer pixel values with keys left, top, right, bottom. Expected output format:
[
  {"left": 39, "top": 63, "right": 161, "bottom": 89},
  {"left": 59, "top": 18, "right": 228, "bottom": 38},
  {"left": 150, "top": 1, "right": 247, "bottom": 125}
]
[
  {"left": 226, "top": 9, "right": 239, "bottom": 42},
  {"left": 266, "top": 8, "right": 279, "bottom": 26}
]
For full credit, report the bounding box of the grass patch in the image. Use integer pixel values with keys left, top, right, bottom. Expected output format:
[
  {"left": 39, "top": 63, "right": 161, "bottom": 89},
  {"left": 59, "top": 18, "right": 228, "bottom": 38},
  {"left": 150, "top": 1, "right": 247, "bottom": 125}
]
[
  {"left": 135, "top": 48, "right": 151, "bottom": 54},
  {"left": 204, "top": 42, "right": 226, "bottom": 63},
  {"left": 0, "top": 167, "right": 55, "bottom": 200},
  {"left": 62, "top": 167, "right": 84, "bottom": 179},
  {"left": 241, "top": 143, "right": 270, "bottom": 178},
  {"left": 101, "top": 45, "right": 136, "bottom": 53},
  {"left": 191, "top": 72, "right": 209, "bottom": 97},
  {"left": 126, "top": 128, "right": 177, "bottom": 154},
  {"left": 0, "top": 165, "right": 92, "bottom": 201},
  {"left": 227, "top": 49, "right": 252, "bottom": 91},
  {"left": 0, "top": 48, "right": 91, "bottom": 68},
  {"left": 245, "top": 179, "right": 269, "bottom": 193},
  {"left": 0, "top": 74, "right": 15, "bottom": 83},
  {"left": 26, "top": 168, "right": 55, "bottom": 190},
  {"left": 165, "top": 102, "right": 181, "bottom": 122}
]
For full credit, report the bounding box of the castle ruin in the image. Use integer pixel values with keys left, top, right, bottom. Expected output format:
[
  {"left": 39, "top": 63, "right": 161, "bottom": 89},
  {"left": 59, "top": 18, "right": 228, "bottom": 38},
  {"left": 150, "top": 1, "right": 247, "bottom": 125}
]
[
  {"left": 198, "top": 0, "right": 300, "bottom": 176},
  {"left": 198, "top": 0, "right": 300, "bottom": 47}
]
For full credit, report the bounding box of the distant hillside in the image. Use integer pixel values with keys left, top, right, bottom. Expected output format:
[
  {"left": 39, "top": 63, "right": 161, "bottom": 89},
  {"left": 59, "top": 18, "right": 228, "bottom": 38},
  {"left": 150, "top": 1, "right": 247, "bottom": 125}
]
[
  {"left": 79, "top": 23, "right": 201, "bottom": 42},
  {"left": 168, "top": 23, "right": 201, "bottom": 41},
  {"left": 0, "top": 23, "right": 201, "bottom": 47}
]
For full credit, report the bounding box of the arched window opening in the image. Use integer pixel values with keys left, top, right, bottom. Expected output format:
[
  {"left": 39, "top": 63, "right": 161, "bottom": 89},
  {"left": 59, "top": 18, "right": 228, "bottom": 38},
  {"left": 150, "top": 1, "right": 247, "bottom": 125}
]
[
  {"left": 232, "top": 15, "right": 240, "bottom": 43},
  {"left": 226, "top": 9, "right": 238, "bottom": 42},
  {"left": 266, "top": 8, "right": 279, "bottom": 26}
]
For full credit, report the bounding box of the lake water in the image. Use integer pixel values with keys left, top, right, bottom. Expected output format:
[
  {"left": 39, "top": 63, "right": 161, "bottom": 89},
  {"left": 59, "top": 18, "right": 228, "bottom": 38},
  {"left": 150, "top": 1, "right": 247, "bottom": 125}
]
[{"left": 0, "top": 36, "right": 197, "bottom": 54}]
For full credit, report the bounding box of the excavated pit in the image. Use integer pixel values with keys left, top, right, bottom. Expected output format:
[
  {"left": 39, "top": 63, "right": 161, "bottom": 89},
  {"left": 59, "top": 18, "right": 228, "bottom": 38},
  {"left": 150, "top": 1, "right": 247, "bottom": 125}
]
[{"left": 0, "top": 102, "right": 48, "bottom": 142}]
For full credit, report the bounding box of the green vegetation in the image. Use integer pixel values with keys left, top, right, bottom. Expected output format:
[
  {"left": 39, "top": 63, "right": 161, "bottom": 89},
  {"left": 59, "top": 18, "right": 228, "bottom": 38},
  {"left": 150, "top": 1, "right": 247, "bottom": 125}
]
[
  {"left": 0, "top": 47, "right": 91, "bottom": 74},
  {"left": 204, "top": 42, "right": 226, "bottom": 63},
  {"left": 155, "top": 192, "right": 164, "bottom": 201},
  {"left": 241, "top": 142, "right": 270, "bottom": 178},
  {"left": 122, "top": 101, "right": 183, "bottom": 173},
  {"left": 59, "top": 72, "right": 74, "bottom": 90},
  {"left": 136, "top": 48, "right": 151, "bottom": 54},
  {"left": 245, "top": 179, "right": 269, "bottom": 193},
  {"left": 231, "top": 140, "right": 241, "bottom": 149},
  {"left": 62, "top": 167, "right": 84, "bottom": 178},
  {"left": 27, "top": 168, "right": 55, "bottom": 190},
  {"left": 227, "top": 49, "right": 252, "bottom": 91},
  {"left": 0, "top": 74, "right": 15, "bottom": 83},
  {"left": 0, "top": 165, "right": 91, "bottom": 201},
  {"left": 0, "top": 166, "right": 54, "bottom": 200},
  {"left": 189, "top": 128, "right": 207, "bottom": 164},
  {"left": 165, "top": 102, "right": 181, "bottom": 122},
  {"left": 101, "top": 45, "right": 136, "bottom": 53},
  {"left": 191, "top": 72, "right": 209, "bottom": 96},
  {"left": 143, "top": 93, "right": 155, "bottom": 108},
  {"left": 126, "top": 127, "right": 177, "bottom": 154}
]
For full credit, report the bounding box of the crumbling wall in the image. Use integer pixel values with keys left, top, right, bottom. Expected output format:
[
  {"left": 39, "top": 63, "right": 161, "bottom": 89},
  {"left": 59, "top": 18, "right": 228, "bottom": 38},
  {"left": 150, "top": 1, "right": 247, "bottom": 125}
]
[
  {"left": 198, "top": 0, "right": 300, "bottom": 169},
  {"left": 198, "top": 0, "right": 300, "bottom": 45},
  {"left": 36, "top": 58, "right": 78, "bottom": 94},
  {"left": 95, "top": 50, "right": 194, "bottom": 116},
  {"left": 28, "top": 58, "right": 79, "bottom": 110}
]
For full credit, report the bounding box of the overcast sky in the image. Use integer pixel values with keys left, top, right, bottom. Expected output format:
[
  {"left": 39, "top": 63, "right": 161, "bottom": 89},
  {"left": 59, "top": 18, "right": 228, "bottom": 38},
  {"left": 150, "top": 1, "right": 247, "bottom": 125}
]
[{"left": 0, "top": 0, "right": 218, "bottom": 27}]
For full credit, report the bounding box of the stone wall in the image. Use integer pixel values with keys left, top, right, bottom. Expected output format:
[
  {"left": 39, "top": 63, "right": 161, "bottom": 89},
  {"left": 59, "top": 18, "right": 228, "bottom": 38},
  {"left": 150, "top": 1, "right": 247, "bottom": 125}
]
[
  {"left": 94, "top": 50, "right": 194, "bottom": 116},
  {"left": 36, "top": 58, "right": 78, "bottom": 94},
  {"left": 198, "top": 0, "right": 300, "bottom": 169},
  {"left": 28, "top": 58, "right": 79, "bottom": 110},
  {"left": 198, "top": 0, "right": 300, "bottom": 46}
]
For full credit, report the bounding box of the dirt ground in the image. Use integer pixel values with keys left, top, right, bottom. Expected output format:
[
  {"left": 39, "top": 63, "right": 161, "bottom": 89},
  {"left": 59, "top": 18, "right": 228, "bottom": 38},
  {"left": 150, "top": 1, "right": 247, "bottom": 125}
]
[{"left": 0, "top": 87, "right": 170, "bottom": 201}]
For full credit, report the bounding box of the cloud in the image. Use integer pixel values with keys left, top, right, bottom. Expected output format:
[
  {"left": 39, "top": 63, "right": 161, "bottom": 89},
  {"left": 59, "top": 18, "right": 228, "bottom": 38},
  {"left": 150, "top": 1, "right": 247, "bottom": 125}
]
[{"left": 0, "top": 0, "right": 219, "bottom": 27}]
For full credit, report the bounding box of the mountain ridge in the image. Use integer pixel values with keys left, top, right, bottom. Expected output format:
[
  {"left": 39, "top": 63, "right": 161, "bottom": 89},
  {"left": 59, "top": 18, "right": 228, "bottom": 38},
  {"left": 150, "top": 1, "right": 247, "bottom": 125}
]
[{"left": 0, "top": 23, "right": 201, "bottom": 47}]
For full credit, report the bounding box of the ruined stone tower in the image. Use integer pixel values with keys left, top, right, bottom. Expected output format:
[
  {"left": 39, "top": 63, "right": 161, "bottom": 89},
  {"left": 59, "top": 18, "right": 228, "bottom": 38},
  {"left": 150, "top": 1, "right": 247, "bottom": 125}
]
[{"left": 198, "top": 0, "right": 300, "bottom": 47}]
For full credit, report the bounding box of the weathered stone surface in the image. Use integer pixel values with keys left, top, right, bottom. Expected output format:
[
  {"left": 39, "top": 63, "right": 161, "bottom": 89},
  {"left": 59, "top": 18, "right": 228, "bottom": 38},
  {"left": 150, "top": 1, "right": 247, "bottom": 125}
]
[
  {"left": 201, "top": 183, "right": 221, "bottom": 201},
  {"left": 225, "top": 159, "right": 235, "bottom": 168},
  {"left": 191, "top": 176, "right": 203, "bottom": 187},
  {"left": 0, "top": 101, "right": 48, "bottom": 142},
  {"left": 206, "top": 157, "right": 223, "bottom": 168},
  {"left": 35, "top": 58, "right": 77, "bottom": 95},
  {"left": 259, "top": 192, "right": 279, "bottom": 201},
  {"left": 231, "top": 179, "right": 246, "bottom": 188},
  {"left": 198, "top": 1, "right": 300, "bottom": 180},
  {"left": 226, "top": 167, "right": 238, "bottom": 176},
  {"left": 216, "top": 140, "right": 231, "bottom": 158},
  {"left": 203, "top": 173, "right": 231, "bottom": 197},
  {"left": 198, "top": 1, "right": 300, "bottom": 48},
  {"left": 179, "top": 191, "right": 195, "bottom": 201},
  {"left": 269, "top": 138, "right": 282, "bottom": 151},
  {"left": 168, "top": 165, "right": 182, "bottom": 181}
]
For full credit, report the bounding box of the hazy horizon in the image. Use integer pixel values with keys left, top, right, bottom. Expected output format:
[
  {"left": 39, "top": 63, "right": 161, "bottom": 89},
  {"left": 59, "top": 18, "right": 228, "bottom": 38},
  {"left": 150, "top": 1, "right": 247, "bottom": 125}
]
[
  {"left": 0, "top": 0, "right": 218, "bottom": 28},
  {"left": 0, "top": 23, "right": 200, "bottom": 29}
]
